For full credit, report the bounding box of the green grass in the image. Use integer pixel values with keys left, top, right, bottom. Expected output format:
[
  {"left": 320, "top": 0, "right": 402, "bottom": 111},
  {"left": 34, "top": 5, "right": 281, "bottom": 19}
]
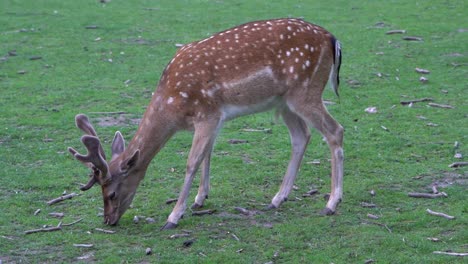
[{"left": 1, "top": 0, "right": 467, "bottom": 263}]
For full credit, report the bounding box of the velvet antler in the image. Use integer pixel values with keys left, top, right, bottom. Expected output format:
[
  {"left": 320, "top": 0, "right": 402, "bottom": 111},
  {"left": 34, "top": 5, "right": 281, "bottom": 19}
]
[{"left": 68, "top": 114, "right": 109, "bottom": 190}]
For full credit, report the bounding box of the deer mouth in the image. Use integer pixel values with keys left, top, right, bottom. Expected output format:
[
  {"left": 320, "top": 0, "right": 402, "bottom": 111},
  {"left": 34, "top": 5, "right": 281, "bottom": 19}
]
[
  {"left": 104, "top": 214, "right": 120, "bottom": 226},
  {"left": 104, "top": 206, "right": 121, "bottom": 226}
]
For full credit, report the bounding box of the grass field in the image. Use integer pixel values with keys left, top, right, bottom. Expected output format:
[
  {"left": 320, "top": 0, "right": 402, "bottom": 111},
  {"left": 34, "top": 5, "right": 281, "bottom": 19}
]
[{"left": 1, "top": 0, "right": 467, "bottom": 263}]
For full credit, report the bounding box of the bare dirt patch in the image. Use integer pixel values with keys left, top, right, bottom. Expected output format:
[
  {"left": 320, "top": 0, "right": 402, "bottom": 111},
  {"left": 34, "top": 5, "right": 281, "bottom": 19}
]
[
  {"left": 91, "top": 114, "right": 141, "bottom": 127},
  {"left": 432, "top": 172, "right": 468, "bottom": 188}
]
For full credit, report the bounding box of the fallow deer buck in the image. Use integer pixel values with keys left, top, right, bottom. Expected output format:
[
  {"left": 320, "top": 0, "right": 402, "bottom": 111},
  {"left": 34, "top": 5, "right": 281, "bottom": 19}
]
[{"left": 68, "top": 18, "right": 343, "bottom": 230}]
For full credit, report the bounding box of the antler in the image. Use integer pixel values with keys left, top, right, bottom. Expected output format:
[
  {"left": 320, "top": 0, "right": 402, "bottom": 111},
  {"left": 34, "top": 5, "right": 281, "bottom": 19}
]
[
  {"left": 75, "top": 114, "right": 106, "bottom": 160},
  {"left": 68, "top": 114, "right": 109, "bottom": 190}
]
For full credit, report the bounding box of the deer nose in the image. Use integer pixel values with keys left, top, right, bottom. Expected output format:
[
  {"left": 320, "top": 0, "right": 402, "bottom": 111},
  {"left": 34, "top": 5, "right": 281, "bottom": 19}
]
[{"left": 104, "top": 214, "right": 119, "bottom": 226}]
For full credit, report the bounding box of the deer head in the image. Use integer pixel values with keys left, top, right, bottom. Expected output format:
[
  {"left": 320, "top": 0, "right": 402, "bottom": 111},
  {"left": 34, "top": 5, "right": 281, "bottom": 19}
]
[{"left": 68, "top": 114, "right": 140, "bottom": 225}]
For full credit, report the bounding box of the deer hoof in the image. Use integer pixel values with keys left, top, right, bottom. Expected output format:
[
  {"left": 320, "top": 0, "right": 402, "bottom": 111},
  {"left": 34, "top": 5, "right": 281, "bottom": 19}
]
[
  {"left": 320, "top": 207, "right": 335, "bottom": 216},
  {"left": 265, "top": 204, "right": 278, "bottom": 210},
  {"left": 160, "top": 221, "right": 178, "bottom": 231},
  {"left": 191, "top": 203, "right": 203, "bottom": 209}
]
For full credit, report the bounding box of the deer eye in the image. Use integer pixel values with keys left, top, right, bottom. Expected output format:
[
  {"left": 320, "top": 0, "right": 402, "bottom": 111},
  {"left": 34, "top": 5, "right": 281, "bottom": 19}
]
[{"left": 108, "top": 192, "right": 116, "bottom": 200}]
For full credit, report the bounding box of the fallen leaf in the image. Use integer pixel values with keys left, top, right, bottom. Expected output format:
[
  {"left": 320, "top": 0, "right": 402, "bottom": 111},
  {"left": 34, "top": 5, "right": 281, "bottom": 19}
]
[
  {"left": 419, "top": 76, "right": 429, "bottom": 83},
  {"left": 365, "top": 107, "right": 378, "bottom": 114},
  {"left": 145, "top": 247, "right": 152, "bottom": 255}
]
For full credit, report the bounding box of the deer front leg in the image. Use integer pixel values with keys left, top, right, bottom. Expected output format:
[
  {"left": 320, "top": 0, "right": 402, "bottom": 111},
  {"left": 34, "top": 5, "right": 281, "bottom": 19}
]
[
  {"left": 161, "top": 121, "right": 220, "bottom": 230},
  {"left": 192, "top": 152, "right": 211, "bottom": 209},
  {"left": 269, "top": 108, "right": 310, "bottom": 209}
]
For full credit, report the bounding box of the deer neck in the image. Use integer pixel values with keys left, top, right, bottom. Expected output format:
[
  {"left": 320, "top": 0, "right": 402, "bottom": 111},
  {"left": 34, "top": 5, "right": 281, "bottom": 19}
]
[{"left": 125, "top": 97, "right": 178, "bottom": 172}]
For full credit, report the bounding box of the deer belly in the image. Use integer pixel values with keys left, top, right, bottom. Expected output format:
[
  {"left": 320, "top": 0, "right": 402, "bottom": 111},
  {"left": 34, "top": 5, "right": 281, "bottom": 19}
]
[{"left": 221, "top": 96, "right": 283, "bottom": 121}]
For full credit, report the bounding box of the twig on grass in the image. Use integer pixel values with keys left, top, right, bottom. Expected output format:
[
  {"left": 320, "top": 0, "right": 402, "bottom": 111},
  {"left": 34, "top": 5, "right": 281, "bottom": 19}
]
[
  {"left": 25, "top": 223, "right": 62, "bottom": 235},
  {"left": 165, "top": 198, "right": 178, "bottom": 204},
  {"left": 25, "top": 217, "right": 83, "bottom": 235},
  {"left": 192, "top": 209, "right": 216, "bottom": 216},
  {"left": 231, "top": 233, "right": 240, "bottom": 241},
  {"left": 48, "top": 212, "right": 64, "bottom": 218},
  {"left": 367, "top": 213, "right": 380, "bottom": 220},
  {"left": 408, "top": 192, "right": 448, "bottom": 198},
  {"left": 400, "top": 98, "right": 433, "bottom": 105},
  {"left": 95, "top": 228, "right": 116, "bottom": 234},
  {"left": 302, "top": 189, "right": 319, "bottom": 197},
  {"left": 61, "top": 218, "right": 83, "bottom": 226},
  {"left": 228, "top": 139, "right": 249, "bottom": 144},
  {"left": 46, "top": 193, "right": 79, "bottom": 205},
  {"left": 449, "top": 162, "right": 468, "bottom": 168},
  {"left": 360, "top": 202, "right": 377, "bottom": 208},
  {"left": 73, "top": 244, "right": 94, "bottom": 248},
  {"left": 361, "top": 219, "right": 392, "bottom": 233},
  {"left": 433, "top": 251, "right": 468, "bottom": 256},
  {"left": 403, "top": 36, "right": 423, "bottom": 41},
  {"left": 169, "top": 233, "right": 190, "bottom": 239},
  {"left": 386, "top": 29, "right": 406, "bottom": 34},
  {"left": 241, "top": 128, "right": 272, "bottom": 133},
  {"left": 234, "top": 207, "right": 251, "bottom": 215},
  {"left": 426, "top": 209, "right": 455, "bottom": 220},
  {"left": 428, "top": 102, "right": 454, "bottom": 109}
]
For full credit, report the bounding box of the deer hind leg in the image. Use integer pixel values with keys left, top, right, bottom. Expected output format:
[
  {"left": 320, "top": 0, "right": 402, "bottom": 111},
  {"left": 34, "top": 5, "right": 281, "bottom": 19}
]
[
  {"left": 288, "top": 100, "right": 344, "bottom": 215},
  {"left": 269, "top": 107, "right": 311, "bottom": 209},
  {"left": 162, "top": 120, "right": 221, "bottom": 230},
  {"left": 191, "top": 152, "right": 211, "bottom": 209}
]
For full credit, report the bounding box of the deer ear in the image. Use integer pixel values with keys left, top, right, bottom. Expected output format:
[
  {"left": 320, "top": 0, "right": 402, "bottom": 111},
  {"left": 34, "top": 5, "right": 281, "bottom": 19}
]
[
  {"left": 121, "top": 149, "right": 140, "bottom": 173},
  {"left": 111, "top": 131, "right": 125, "bottom": 158}
]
